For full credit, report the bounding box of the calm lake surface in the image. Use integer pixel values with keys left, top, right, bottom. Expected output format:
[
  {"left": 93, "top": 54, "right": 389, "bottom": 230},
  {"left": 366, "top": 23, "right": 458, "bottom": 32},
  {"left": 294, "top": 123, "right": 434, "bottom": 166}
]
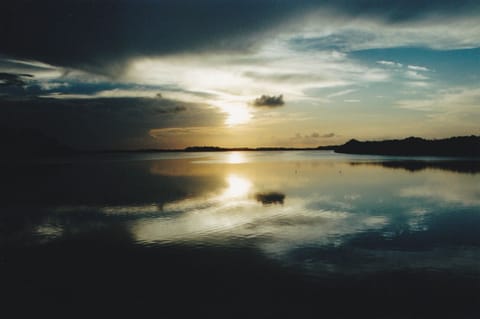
[{"left": 1, "top": 151, "right": 479, "bottom": 318}]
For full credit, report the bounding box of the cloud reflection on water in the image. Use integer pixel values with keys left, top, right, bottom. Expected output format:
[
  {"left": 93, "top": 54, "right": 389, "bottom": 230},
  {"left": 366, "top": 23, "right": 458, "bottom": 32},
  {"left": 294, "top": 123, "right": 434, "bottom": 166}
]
[
  {"left": 132, "top": 160, "right": 394, "bottom": 259},
  {"left": 6, "top": 151, "right": 479, "bottom": 276},
  {"left": 133, "top": 154, "right": 480, "bottom": 274}
]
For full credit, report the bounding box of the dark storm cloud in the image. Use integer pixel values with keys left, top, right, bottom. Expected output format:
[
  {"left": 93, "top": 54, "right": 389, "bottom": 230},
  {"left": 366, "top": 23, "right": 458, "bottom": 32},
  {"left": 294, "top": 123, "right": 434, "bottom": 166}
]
[
  {"left": 253, "top": 94, "right": 285, "bottom": 107},
  {"left": 333, "top": 0, "right": 480, "bottom": 22},
  {"left": 0, "top": 72, "right": 33, "bottom": 87},
  {"left": 0, "top": 0, "right": 302, "bottom": 75},
  {"left": 0, "top": 1, "right": 478, "bottom": 75},
  {"left": 0, "top": 69, "right": 203, "bottom": 102},
  {"left": 0, "top": 96, "right": 224, "bottom": 149},
  {"left": 0, "top": 57, "right": 56, "bottom": 76}
]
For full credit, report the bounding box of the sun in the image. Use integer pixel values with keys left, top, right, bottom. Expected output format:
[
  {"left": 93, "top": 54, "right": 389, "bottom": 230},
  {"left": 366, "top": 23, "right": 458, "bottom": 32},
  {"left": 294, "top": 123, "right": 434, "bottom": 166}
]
[{"left": 224, "top": 105, "right": 251, "bottom": 126}]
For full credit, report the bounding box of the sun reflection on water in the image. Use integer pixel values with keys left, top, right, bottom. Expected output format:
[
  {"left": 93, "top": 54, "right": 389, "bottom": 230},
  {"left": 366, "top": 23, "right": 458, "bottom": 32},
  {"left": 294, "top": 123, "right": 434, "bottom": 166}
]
[
  {"left": 222, "top": 174, "right": 251, "bottom": 198},
  {"left": 227, "top": 152, "right": 246, "bottom": 164}
]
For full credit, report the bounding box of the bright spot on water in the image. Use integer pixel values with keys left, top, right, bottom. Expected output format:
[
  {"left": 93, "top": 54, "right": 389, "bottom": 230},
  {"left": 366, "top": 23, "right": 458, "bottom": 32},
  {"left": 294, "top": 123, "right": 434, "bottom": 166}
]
[
  {"left": 227, "top": 152, "right": 246, "bottom": 164},
  {"left": 222, "top": 174, "right": 251, "bottom": 198}
]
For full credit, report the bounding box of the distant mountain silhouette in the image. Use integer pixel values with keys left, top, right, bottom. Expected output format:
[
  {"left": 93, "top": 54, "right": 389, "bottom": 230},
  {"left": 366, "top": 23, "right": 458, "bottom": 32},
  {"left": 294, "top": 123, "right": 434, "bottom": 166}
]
[
  {"left": 335, "top": 136, "right": 480, "bottom": 157},
  {"left": 0, "top": 127, "right": 74, "bottom": 158}
]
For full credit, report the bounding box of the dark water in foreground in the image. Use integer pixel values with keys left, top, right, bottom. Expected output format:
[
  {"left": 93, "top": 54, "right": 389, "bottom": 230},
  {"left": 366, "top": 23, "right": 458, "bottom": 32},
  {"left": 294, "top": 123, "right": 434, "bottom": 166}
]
[{"left": 1, "top": 151, "right": 479, "bottom": 318}]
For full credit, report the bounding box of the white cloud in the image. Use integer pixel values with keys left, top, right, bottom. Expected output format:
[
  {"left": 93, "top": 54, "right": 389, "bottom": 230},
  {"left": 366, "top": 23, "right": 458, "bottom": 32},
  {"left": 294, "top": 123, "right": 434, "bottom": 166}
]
[
  {"left": 405, "top": 81, "right": 430, "bottom": 88},
  {"left": 398, "top": 87, "right": 480, "bottom": 111},
  {"left": 408, "top": 65, "right": 430, "bottom": 72},
  {"left": 327, "top": 89, "right": 357, "bottom": 98},
  {"left": 396, "top": 87, "right": 480, "bottom": 135},
  {"left": 122, "top": 40, "right": 390, "bottom": 128},
  {"left": 405, "top": 70, "right": 429, "bottom": 80},
  {"left": 377, "top": 60, "right": 403, "bottom": 67},
  {"left": 296, "top": 12, "right": 480, "bottom": 51}
]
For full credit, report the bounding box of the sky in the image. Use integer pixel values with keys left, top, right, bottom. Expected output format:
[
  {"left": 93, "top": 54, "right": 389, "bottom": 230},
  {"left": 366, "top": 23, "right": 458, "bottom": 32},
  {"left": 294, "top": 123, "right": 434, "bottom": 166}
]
[{"left": 0, "top": 0, "right": 479, "bottom": 150}]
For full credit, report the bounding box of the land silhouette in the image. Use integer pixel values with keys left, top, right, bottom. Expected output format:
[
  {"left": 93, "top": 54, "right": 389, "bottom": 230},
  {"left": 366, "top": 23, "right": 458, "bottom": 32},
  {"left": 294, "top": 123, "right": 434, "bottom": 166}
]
[
  {"left": 335, "top": 136, "right": 480, "bottom": 157},
  {"left": 184, "top": 136, "right": 480, "bottom": 157},
  {"left": 1, "top": 127, "right": 479, "bottom": 158}
]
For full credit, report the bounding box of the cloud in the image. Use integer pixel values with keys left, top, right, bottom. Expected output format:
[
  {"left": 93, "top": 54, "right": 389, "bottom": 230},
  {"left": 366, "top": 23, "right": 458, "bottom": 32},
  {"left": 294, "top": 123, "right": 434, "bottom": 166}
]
[
  {"left": 253, "top": 94, "right": 285, "bottom": 107},
  {"left": 396, "top": 87, "right": 480, "bottom": 135},
  {"left": 405, "top": 81, "right": 430, "bottom": 88},
  {"left": 0, "top": 96, "right": 224, "bottom": 149},
  {"left": 292, "top": 15, "right": 480, "bottom": 53},
  {"left": 0, "top": 57, "right": 55, "bottom": 72},
  {"left": 405, "top": 70, "right": 429, "bottom": 80},
  {"left": 0, "top": 1, "right": 306, "bottom": 75},
  {"left": 0, "top": 1, "right": 478, "bottom": 147},
  {"left": 321, "top": 133, "right": 335, "bottom": 138},
  {"left": 1, "top": 1, "right": 478, "bottom": 75},
  {"left": 243, "top": 71, "right": 326, "bottom": 84},
  {"left": 327, "top": 89, "right": 357, "bottom": 98},
  {"left": 297, "top": 132, "right": 336, "bottom": 139},
  {"left": 377, "top": 60, "right": 403, "bottom": 68},
  {"left": 399, "top": 87, "right": 480, "bottom": 111},
  {"left": 408, "top": 65, "right": 429, "bottom": 71},
  {"left": 290, "top": 132, "right": 336, "bottom": 145},
  {"left": 321, "top": 0, "right": 480, "bottom": 23},
  {"left": 124, "top": 49, "right": 385, "bottom": 106},
  {"left": 0, "top": 72, "right": 33, "bottom": 86}
]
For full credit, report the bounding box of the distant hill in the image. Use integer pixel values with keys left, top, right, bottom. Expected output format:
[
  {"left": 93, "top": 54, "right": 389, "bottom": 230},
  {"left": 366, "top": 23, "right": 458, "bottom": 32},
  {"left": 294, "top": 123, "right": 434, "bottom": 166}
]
[{"left": 335, "top": 136, "right": 480, "bottom": 157}]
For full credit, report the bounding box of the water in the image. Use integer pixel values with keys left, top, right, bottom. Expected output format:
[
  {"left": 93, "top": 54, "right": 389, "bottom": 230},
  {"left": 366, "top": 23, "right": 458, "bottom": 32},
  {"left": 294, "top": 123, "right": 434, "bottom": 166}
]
[{"left": 1, "top": 151, "right": 479, "bottom": 318}]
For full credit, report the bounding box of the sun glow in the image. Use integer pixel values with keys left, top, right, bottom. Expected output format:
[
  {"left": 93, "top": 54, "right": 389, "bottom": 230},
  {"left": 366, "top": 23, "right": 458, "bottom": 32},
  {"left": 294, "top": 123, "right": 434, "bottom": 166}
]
[{"left": 224, "top": 105, "right": 251, "bottom": 126}]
